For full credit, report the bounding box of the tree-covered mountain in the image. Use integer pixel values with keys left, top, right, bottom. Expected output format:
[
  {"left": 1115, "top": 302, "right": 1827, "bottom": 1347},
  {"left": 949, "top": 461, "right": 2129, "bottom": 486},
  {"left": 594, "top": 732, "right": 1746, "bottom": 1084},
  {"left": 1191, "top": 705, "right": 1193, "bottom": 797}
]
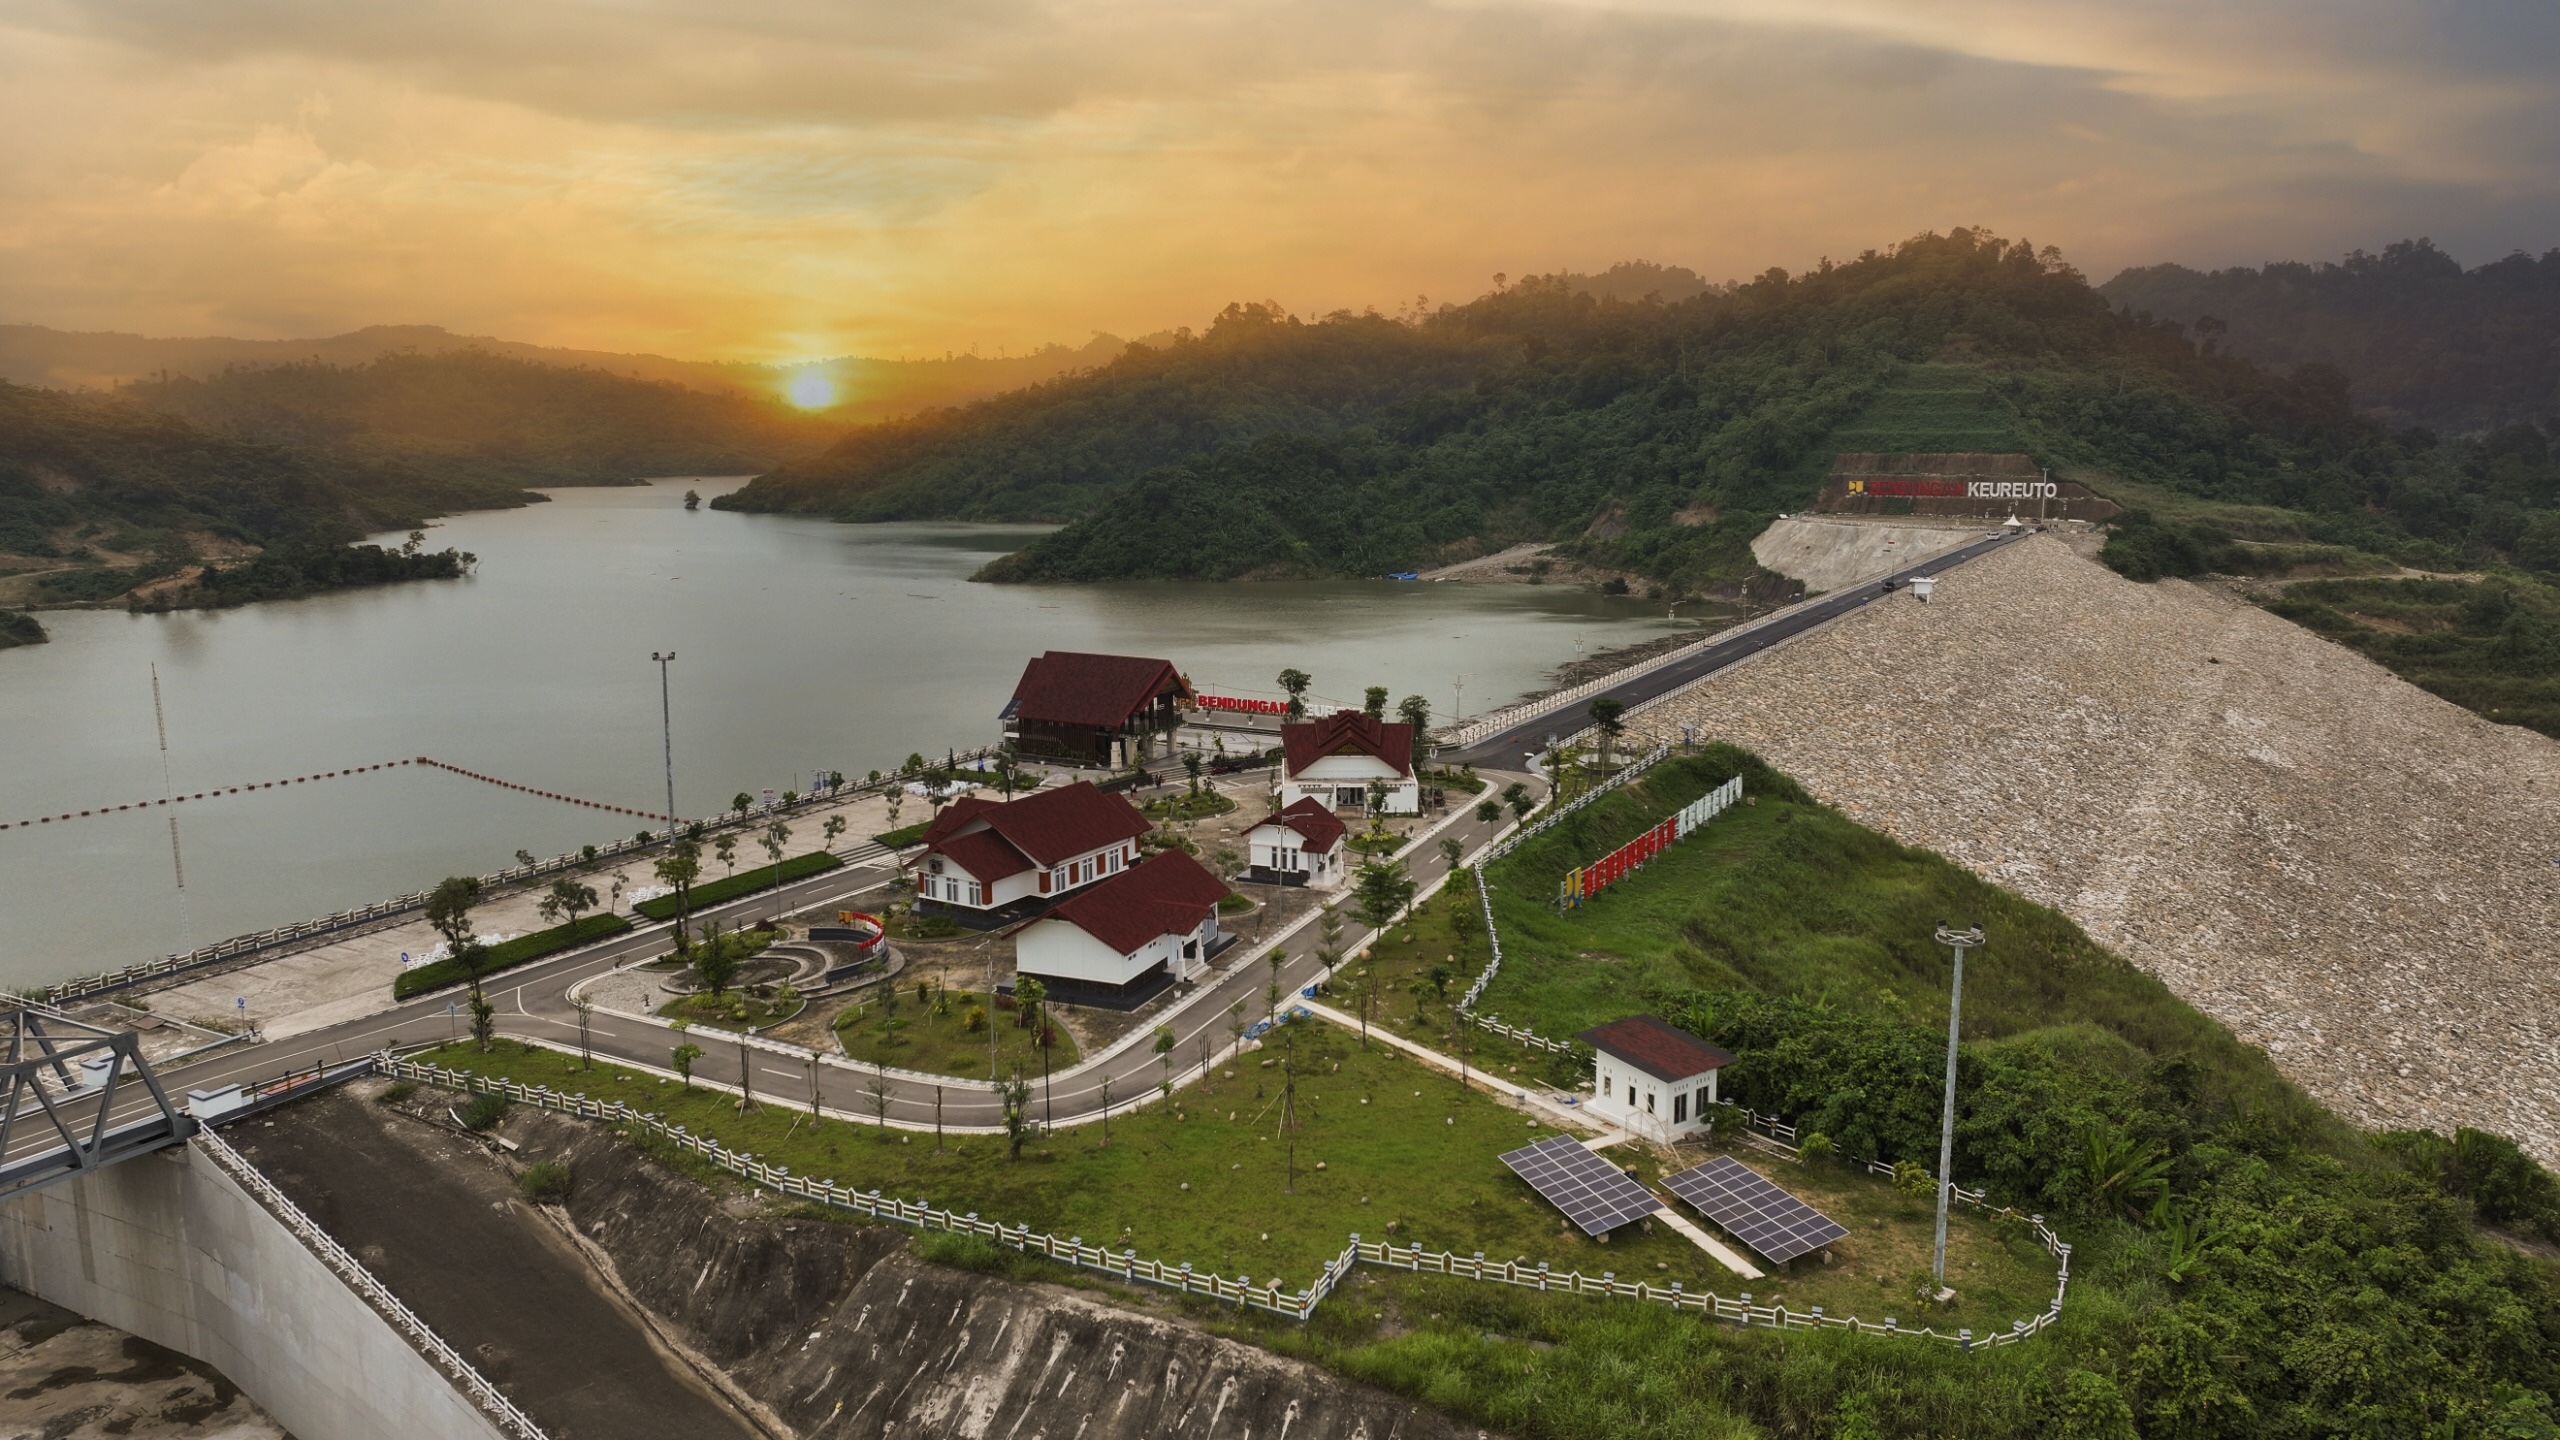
[
  {"left": 2099, "top": 239, "right": 2560, "bottom": 434},
  {"left": 118, "top": 350, "right": 843, "bottom": 490},
  {"left": 717, "top": 306, "right": 1492, "bottom": 523},
  {"left": 0, "top": 380, "right": 531, "bottom": 609},
  {"left": 726, "top": 228, "right": 2545, "bottom": 594}
]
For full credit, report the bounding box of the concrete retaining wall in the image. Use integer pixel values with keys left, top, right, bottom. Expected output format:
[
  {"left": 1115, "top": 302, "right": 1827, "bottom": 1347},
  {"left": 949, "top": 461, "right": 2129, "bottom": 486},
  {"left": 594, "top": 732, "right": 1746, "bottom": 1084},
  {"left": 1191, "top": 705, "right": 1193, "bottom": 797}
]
[{"left": 0, "top": 1146, "right": 510, "bottom": 1440}]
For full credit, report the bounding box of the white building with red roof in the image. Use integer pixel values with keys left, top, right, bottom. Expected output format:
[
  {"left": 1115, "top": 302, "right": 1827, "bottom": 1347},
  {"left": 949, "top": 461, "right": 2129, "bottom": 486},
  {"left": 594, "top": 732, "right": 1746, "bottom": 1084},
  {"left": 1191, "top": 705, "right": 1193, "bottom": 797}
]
[
  {"left": 1000, "top": 651, "right": 1192, "bottom": 768},
  {"left": 913, "top": 780, "right": 1155, "bottom": 927},
  {"left": 1011, "top": 850, "right": 1234, "bottom": 1003},
  {"left": 1278, "top": 710, "right": 1420, "bottom": 816},
  {"left": 1577, "top": 1015, "right": 1734, "bottom": 1140},
  {"left": 1244, "top": 798, "right": 1349, "bottom": 887}
]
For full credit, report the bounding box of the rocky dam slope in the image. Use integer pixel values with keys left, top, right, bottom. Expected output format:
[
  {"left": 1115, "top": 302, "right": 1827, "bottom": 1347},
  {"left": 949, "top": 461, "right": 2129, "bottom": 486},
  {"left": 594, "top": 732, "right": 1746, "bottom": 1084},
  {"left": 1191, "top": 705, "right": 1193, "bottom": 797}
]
[{"left": 1631, "top": 534, "right": 2560, "bottom": 1164}]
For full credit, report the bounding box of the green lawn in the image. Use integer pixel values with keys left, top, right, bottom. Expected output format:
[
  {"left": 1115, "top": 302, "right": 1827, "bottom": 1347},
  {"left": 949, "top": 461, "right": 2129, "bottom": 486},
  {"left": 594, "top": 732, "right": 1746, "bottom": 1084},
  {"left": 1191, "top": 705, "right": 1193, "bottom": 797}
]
[
  {"left": 831, "top": 986, "right": 1083, "bottom": 1079},
  {"left": 420, "top": 1029, "right": 2043, "bottom": 1319}
]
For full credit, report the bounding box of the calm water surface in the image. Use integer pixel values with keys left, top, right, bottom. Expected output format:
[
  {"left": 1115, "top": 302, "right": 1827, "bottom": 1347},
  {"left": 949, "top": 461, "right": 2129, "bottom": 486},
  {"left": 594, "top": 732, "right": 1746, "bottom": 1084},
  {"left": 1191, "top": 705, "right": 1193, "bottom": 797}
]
[{"left": 0, "top": 478, "right": 1679, "bottom": 986}]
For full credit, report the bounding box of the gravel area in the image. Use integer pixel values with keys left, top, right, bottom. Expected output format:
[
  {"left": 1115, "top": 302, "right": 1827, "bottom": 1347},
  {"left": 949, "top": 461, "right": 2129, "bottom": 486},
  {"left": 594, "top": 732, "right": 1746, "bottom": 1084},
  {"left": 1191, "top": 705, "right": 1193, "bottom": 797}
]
[{"left": 1629, "top": 535, "right": 2560, "bottom": 1164}]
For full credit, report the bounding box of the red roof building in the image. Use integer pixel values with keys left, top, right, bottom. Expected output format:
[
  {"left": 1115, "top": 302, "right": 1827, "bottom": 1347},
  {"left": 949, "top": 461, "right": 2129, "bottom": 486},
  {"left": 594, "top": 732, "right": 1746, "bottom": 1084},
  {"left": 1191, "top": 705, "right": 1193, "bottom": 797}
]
[
  {"left": 1001, "top": 651, "right": 1192, "bottom": 768},
  {"left": 1279, "top": 710, "right": 1422, "bottom": 816},
  {"left": 1576, "top": 1015, "right": 1733, "bottom": 1139},
  {"left": 1244, "top": 798, "right": 1349, "bottom": 887},
  {"left": 1012, "top": 850, "right": 1235, "bottom": 1002},
  {"left": 914, "top": 781, "right": 1154, "bottom": 924}
]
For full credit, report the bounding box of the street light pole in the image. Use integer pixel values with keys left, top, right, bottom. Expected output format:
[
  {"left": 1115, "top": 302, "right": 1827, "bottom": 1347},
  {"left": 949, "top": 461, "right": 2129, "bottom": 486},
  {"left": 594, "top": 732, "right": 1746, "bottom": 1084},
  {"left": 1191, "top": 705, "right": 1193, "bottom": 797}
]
[
  {"left": 1931, "top": 921, "right": 1983, "bottom": 1293},
  {"left": 651, "top": 651, "right": 678, "bottom": 839}
]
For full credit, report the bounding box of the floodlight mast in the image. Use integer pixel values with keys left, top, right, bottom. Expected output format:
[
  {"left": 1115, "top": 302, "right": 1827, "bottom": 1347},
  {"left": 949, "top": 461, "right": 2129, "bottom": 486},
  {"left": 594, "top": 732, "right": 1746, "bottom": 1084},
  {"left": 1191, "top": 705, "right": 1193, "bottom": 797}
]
[
  {"left": 1931, "top": 921, "right": 1984, "bottom": 1291},
  {"left": 651, "top": 651, "right": 678, "bottom": 839}
]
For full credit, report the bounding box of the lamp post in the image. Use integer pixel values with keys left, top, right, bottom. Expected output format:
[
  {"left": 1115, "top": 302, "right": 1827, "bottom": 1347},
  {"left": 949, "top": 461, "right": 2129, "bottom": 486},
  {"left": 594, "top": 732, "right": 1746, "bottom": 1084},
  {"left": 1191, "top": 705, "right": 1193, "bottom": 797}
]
[
  {"left": 1931, "top": 921, "right": 1983, "bottom": 1293},
  {"left": 651, "top": 651, "right": 678, "bottom": 838}
]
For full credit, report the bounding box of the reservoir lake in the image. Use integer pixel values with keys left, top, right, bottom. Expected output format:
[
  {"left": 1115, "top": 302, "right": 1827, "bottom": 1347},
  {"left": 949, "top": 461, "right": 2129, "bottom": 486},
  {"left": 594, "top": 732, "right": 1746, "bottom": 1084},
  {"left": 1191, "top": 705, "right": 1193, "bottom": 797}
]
[{"left": 1, "top": 477, "right": 1683, "bottom": 988}]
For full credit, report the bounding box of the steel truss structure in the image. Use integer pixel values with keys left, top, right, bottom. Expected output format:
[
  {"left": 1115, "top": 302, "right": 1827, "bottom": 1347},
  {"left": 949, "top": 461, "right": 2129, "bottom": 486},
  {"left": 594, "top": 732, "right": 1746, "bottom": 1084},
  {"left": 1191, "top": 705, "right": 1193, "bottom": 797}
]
[{"left": 0, "top": 1003, "right": 196, "bottom": 1198}]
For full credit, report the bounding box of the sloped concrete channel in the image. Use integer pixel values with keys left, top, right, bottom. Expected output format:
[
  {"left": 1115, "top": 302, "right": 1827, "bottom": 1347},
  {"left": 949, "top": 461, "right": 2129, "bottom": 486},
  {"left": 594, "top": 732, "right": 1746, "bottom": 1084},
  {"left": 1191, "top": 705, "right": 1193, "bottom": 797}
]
[{"left": 242, "top": 1084, "right": 1487, "bottom": 1440}]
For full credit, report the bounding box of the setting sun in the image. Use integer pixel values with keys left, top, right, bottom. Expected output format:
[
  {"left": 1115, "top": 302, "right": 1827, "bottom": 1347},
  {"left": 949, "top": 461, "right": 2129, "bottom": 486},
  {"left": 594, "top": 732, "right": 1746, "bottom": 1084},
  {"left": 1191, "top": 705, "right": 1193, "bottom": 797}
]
[{"left": 786, "top": 372, "right": 837, "bottom": 410}]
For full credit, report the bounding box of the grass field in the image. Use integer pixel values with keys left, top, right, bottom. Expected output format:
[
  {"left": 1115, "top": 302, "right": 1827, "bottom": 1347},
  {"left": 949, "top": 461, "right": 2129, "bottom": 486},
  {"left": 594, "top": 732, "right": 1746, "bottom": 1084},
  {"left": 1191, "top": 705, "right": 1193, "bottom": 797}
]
[
  {"left": 420, "top": 1027, "right": 2048, "bottom": 1326},
  {"left": 831, "top": 985, "right": 1083, "bottom": 1078},
  {"left": 2262, "top": 574, "right": 2560, "bottom": 739},
  {"left": 392, "top": 912, "right": 630, "bottom": 999}
]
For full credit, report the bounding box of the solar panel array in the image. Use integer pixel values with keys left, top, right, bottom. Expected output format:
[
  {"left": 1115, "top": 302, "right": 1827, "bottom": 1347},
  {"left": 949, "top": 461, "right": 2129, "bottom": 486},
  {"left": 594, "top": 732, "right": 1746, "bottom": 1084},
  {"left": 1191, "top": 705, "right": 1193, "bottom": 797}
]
[
  {"left": 1499, "top": 1135, "right": 1662, "bottom": 1235},
  {"left": 1660, "top": 1155, "right": 1849, "bottom": 1263}
]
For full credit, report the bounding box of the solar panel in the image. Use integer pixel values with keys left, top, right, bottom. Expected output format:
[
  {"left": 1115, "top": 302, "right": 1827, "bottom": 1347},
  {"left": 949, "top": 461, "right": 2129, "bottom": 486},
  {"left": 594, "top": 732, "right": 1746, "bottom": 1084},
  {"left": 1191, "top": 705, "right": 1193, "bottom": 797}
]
[
  {"left": 1660, "top": 1155, "right": 1849, "bottom": 1264},
  {"left": 1499, "top": 1135, "right": 1662, "bottom": 1235}
]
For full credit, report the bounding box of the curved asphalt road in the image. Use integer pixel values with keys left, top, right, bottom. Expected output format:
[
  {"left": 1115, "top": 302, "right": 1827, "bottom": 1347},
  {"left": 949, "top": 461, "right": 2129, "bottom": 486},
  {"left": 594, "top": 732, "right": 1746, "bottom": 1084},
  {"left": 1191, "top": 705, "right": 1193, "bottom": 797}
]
[
  {"left": 23, "top": 527, "right": 2028, "bottom": 1165},
  {"left": 1441, "top": 529, "right": 2024, "bottom": 767}
]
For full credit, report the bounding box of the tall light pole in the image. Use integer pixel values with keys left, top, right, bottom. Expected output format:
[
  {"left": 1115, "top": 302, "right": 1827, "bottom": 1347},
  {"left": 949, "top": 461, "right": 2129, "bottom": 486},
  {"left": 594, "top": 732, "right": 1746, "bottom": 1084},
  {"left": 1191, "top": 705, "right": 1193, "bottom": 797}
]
[
  {"left": 650, "top": 651, "right": 678, "bottom": 839},
  {"left": 1931, "top": 921, "right": 1983, "bottom": 1294}
]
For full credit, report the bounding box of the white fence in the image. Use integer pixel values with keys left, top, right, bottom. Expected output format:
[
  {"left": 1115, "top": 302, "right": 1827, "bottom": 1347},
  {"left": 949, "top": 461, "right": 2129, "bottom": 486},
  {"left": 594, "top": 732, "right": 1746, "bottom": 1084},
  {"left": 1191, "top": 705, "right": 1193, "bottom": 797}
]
[
  {"left": 194, "top": 1129, "right": 550, "bottom": 1439},
  {"left": 380, "top": 1053, "right": 2066, "bottom": 1350}
]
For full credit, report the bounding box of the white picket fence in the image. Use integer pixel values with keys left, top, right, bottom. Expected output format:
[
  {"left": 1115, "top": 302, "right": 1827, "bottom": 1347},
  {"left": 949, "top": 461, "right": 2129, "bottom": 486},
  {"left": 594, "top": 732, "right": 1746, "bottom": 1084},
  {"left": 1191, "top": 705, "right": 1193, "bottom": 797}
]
[
  {"left": 380, "top": 1052, "right": 2066, "bottom": 1350},
  {"left": 195, "top": 1129, "right": 550, "bottom": 1439}
]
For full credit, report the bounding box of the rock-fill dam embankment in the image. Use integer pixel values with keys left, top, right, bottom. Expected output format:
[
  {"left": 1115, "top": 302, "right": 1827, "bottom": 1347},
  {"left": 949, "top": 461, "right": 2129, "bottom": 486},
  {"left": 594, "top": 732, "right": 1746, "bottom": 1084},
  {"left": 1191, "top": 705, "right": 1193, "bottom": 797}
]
[{"left": 1631, "top": 534, "right": 2560, "bottom": 1165}]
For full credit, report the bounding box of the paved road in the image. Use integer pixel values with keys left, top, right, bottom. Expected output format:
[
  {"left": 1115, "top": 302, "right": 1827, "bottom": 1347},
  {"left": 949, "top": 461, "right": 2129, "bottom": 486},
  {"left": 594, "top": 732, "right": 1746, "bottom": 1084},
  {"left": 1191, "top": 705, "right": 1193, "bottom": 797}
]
[
  {"left": 1441, "top": 530, "right": 2024, "bottom": 767},
  {"left": 21, "top": 528, "right": 2030, "bottom": 1168},
  {"left": 16, "top": 780, "right": 1528, "bottom": 1167}
]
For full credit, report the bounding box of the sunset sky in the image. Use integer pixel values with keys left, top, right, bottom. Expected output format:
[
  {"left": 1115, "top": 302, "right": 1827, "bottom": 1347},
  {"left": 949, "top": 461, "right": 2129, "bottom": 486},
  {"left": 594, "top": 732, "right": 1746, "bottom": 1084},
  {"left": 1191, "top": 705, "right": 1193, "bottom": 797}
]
[{"left": 2, "top": 0, "right": 2553, "bottom": 362}]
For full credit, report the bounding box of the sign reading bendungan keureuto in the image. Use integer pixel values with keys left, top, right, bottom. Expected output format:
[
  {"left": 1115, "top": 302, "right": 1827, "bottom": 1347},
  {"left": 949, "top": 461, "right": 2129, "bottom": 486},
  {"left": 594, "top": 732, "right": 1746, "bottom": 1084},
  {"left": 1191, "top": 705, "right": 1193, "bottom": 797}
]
[{"left": 1817, "top": 452, "right": 2122, "bottom": 521}]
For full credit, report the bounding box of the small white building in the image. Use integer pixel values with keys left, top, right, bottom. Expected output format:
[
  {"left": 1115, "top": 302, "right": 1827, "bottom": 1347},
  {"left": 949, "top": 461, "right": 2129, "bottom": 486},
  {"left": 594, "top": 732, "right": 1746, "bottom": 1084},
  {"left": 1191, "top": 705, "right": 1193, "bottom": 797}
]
[
  {"left": 1279, "top": 710, "right": 1421, "bottom": 816},
  {"left": 1578, "top": 1015, "right": 1733, "bottom": 1141},
  {"left": 1243, "top": 798, "right": 1349, "bottom": 887},
  {"left": 914, "top": 781, "right": 1155, "bottom": 926},
  {"left": 1010, "top": 850, "right": 1233, "bottom": 1002}
]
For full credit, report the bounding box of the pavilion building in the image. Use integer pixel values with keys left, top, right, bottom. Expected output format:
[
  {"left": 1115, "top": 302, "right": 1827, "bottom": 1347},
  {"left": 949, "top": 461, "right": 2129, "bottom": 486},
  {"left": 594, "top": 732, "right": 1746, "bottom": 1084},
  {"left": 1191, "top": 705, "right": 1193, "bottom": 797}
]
[
  {"left": 1277, "top": 710, "right": 1420, "bottom": 816},
  {"left": 1001, "top": 651, "right": 1192, "bottom": 768}
]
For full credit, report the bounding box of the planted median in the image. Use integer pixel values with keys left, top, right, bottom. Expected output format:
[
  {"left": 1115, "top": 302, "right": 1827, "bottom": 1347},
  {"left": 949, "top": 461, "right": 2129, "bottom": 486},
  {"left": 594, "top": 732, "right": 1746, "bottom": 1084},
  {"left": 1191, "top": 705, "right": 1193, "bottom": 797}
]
[
  {"left": 394, "top": 912, "right": 630, "bottom": 999},
  {"left": 636, "top": 850, "right": 845, "bottom": 920}
]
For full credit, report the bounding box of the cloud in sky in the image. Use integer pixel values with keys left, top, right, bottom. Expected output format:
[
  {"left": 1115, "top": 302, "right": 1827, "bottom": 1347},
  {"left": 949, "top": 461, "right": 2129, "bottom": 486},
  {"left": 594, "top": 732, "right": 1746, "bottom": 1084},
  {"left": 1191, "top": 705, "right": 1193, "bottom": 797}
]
[{"left": 1, "top": 0, "right": 2552, "bottom": 359}]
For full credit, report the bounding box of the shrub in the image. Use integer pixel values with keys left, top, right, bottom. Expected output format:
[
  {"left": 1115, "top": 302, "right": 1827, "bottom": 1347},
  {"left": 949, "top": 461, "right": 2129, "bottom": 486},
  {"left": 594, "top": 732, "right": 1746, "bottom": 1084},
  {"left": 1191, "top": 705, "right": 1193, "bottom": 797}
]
[
  {"left": 459, "top": 1093, "right": 511, "bottom": 1132},
  {"left": 635, "top": 851, "right": 843, "bottom": 919},
  {"left": 375, "top": 1079, "right": 420, "bottom": 1105},
  {"left": 393, "top": 913, "right": 630, "bottom": 999},
  {"left": 516, "top": 1160, "right": 573, "bottom": 1203}
]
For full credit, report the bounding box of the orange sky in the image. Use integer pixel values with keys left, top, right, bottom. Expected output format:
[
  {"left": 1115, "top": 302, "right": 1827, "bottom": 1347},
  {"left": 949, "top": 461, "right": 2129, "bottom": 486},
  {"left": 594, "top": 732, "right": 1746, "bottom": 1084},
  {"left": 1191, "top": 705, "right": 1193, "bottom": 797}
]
[{"left": 2, "top": 1, "right": 2553, "bottom": 361}]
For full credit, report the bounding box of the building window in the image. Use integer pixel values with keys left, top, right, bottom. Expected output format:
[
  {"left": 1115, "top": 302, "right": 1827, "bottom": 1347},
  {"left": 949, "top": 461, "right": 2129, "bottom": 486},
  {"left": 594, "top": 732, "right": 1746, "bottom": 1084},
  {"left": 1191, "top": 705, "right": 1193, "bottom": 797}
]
[
  {"left": 1645, "top": 1091, "right": 1656, "bottom": 1114},
  {"left": 1673, "top": 1092, "right": 1688, "bottom": 1123}
]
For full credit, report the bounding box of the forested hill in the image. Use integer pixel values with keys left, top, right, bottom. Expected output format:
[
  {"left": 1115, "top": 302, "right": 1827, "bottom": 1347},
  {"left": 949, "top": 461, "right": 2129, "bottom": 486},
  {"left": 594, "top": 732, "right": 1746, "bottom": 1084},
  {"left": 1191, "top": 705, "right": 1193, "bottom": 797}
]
[
  {"left": 728, "top": 228, "right": 2541, "bottom": 592},
  {"left": 121, "top": 350, "right": 842, "bottom": 490},
  {"left": 2100, "top": 240, "right": 2560, "bottom": 434},
  {"left": 0, "top": 381, "right": 533, "bottom": 613},
  {"left": 716, "top": 307, "right": 1491, "bottom": 522}
]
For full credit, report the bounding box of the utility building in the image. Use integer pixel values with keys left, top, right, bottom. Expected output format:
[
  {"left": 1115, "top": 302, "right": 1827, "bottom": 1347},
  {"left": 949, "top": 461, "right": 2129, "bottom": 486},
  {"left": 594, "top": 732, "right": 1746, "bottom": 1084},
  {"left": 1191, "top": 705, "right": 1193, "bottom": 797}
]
[
  {"left": 1243, "top": 798, "right": 1348, "bottom": 887},
  {"left": 1001, "top": 651, "right": 1192, "bottom": 767},
  {"left": 913, "top": 781, "right": 1154, "bottom": 927},
  {"left": 1578, "top": 1015, "right": 1733, "bottom": 1141},
  {"left": 1278, "top": 710, "right": 1420, "bottom": 815},
  {"left": 1010, "top": 850, "right": 1233, "bottom": 1005}
]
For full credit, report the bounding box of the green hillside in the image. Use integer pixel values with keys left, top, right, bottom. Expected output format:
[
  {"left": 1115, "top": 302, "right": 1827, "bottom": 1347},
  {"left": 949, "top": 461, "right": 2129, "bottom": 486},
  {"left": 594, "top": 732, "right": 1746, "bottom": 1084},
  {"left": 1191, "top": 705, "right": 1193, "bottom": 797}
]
[
  {"left": 2100, "top": 239, "right": 2560, "bottom": 433},
  {"left": 0, "top": 380, "right": 530, "bottom": 610},
  {"left": 1320, "top": 747, "right": 2560, "bottom": 1440},
  {"left": 717, "top": 230, "right": 2534, "bottom": 596},
  {"left": 122, "top": 350, "right": 841, "bottom": 490}
]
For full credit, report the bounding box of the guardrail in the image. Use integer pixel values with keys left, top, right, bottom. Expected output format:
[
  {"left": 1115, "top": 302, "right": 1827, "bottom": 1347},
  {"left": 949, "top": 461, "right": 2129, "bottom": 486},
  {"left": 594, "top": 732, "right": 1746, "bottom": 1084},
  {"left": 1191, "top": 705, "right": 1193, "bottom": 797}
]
[
  {"left": 44, "top": 751, "right": 1000, "bottom": 1004},
  {"left": 380, "top": 1052, "right": 2065, "bottom": 1348},
  {"left": 194, "top": 1129, "right": 550, "bottom": 1438}
]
